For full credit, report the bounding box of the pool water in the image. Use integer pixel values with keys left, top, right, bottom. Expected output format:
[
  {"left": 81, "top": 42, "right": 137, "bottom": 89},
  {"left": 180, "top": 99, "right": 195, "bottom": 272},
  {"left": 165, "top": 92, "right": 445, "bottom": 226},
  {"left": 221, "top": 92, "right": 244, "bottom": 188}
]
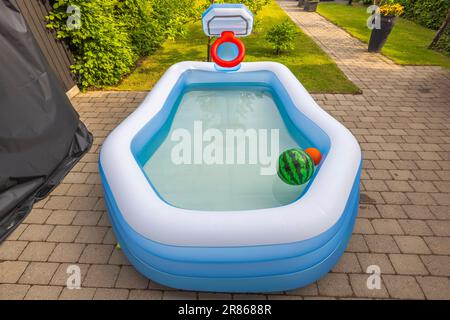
[{"left": 143, "top": 86, "right": 314, "bottom": 211}]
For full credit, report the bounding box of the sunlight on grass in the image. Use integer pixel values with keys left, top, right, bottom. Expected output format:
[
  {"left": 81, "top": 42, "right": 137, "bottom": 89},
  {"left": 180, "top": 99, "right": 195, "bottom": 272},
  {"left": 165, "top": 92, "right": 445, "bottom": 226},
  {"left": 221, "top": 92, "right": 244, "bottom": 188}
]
[
  {"left": 106, "top": 2, "right": 360, "bottom": 93},
  {"left": 317, "top": 2, "right": 450, "bottom": 69}
]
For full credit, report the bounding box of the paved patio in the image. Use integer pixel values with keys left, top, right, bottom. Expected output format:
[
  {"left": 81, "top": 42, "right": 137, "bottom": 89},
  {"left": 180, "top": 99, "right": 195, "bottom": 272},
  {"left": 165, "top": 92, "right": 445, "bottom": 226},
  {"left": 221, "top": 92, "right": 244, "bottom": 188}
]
[{"left": 1, "top": 0, "right": 449, "bottom": 300}]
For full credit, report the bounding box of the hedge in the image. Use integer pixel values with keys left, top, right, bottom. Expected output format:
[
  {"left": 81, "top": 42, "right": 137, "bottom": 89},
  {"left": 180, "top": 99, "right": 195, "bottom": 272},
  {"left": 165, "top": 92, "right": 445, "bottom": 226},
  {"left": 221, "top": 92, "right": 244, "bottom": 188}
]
[
  {"left": 47, "top": 0, "right": 200, "bottom": 89},
  {"left": 394, "top": 0, "right": 449, "bottom": 30}
]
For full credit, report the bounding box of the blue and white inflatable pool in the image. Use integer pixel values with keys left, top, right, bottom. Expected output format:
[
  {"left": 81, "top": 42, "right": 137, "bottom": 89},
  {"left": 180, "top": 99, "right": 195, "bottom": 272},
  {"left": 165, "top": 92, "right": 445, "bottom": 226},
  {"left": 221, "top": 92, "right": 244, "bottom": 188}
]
[{"left": 99, "top": 4, "right": 362, "bottom": 293}]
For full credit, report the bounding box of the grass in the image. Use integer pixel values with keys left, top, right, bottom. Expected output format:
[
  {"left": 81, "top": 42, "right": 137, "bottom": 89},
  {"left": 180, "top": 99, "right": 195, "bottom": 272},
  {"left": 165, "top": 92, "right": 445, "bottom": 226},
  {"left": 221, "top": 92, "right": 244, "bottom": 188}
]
[
  {"left": 317, "top": 2, "right": 450, "bottom": 69},
  {"left": 106, "top": 1, "right": 360, "bottom": 93}
]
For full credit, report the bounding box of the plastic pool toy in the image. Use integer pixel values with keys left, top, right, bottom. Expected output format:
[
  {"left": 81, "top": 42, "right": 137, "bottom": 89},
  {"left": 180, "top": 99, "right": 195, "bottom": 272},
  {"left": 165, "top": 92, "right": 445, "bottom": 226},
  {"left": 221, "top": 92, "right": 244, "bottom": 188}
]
[
  {"left": 305, "top": 147, "right": 322, "bottom": 165},
  {"left": 277, "top": 149, "right": 315, "bottom": 185},
  {"left": 99, "top": 4, "right": 362, "bottom": 293}
]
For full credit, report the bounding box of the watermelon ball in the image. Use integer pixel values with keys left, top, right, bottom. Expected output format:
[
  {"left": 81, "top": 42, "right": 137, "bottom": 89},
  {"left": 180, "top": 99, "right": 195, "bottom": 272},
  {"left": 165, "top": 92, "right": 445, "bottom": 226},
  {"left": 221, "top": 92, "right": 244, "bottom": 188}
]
[
  {"left": 277, "top": 149, "right": 315, "bottom": 186},
  {"left": 305, "top": 147, "right": 322, "bottom": 165}
]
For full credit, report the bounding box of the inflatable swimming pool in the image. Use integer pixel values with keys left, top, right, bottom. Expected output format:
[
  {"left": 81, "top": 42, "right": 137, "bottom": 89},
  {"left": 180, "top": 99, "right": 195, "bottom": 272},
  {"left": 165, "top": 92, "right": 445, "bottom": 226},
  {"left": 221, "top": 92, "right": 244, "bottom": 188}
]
[{"left": 99, "top": 4, "right": 362, "bottom": 292}]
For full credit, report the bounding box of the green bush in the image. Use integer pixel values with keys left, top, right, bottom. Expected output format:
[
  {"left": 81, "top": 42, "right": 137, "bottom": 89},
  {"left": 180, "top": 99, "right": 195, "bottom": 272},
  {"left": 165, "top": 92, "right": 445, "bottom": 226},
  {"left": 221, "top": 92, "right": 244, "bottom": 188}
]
[
  {"left": 397, "top": 0, "right": 449, "bottom": 30},
  {"left": 47, "top": 0, "right": 199, "bottom": 89},
  {"left": 48, "top": 0, "right": 137, "bottom": 89},
  {"left": 116, "top": 0, "right": 163, "bottom": 56},
  {"left": 265, "top": 20, "right": 297, "bottom": 55}
]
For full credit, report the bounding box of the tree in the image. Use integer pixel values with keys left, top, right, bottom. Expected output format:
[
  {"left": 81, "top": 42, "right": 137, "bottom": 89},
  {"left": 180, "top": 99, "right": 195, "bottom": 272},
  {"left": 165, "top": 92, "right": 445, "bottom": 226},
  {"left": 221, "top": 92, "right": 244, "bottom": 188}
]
[{"left": 429, "top": 7, "right": 450, "bottom": 49}]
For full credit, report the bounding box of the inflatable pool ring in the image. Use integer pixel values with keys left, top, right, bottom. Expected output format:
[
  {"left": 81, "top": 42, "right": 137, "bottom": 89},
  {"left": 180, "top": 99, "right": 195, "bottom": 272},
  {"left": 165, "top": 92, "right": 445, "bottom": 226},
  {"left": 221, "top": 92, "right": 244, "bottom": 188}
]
[
  {"left": 305, "top": 147, "right": 322, "bottom": 165},
  {"left": 211, "top": 31, "right": 245, "bottom": 68},
  {"left": 278, "top": 149, "right": 315, "bottom": 185}
]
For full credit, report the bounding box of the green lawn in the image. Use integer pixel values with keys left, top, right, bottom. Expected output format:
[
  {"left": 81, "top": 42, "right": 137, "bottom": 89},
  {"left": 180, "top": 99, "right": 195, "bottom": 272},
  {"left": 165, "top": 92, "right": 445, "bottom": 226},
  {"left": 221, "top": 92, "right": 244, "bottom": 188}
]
[
  {"left": 106, "top": 2, "right": 360, "bottom": 93},
  {"left": 317, "top": 2, "right": 450, "bottom": 69}
]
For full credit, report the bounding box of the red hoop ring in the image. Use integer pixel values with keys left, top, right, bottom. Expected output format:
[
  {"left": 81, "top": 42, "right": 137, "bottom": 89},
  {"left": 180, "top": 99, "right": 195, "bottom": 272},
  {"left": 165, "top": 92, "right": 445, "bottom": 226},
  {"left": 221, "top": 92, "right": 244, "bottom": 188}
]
[{"left": 211, "top": 31, "right": 245, "bottom": 68}]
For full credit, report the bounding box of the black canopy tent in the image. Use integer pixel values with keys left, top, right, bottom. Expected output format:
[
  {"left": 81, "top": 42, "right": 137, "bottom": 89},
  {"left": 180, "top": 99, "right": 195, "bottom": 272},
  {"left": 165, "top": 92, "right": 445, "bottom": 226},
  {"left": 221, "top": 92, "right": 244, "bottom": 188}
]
[{"left": 0, "top": 0, "right": 93, "bottom": 241}]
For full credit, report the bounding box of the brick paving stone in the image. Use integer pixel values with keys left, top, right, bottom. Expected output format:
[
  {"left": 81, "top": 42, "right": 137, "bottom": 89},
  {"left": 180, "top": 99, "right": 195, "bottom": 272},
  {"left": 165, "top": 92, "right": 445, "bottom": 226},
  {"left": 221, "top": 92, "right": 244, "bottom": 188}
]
[
  {"left": 286, "top": 282, "right": 318, "bottom": 296},
  {"left": 402, "top": 205, "right": 434, "bottom": 219},
  {"left": 59, "top": 288, "right": 96, "bottom": 300},
  {"left": 83, "top": 265, "right": 120, "bottom": 288},
  {"left": 317, "top": 273, "right": 353, "bottom": 297},
  {"left": 108, "top": 248, "right": 131, "bottom": 265},
  {"left": 24, "top": 285, "right": 62, "bottom": 300},
  {"left": 376, "top": 205, "right": 407, "bottom": 218},
  {"left": 97, "top": 213, "right": 112, "bottom": 227},
  {"left": 346, "top": 234, "right": 369, "bottom": 253},
  {"left": 357, "top": 253, "right": 395, "bottom": 274},
  {"left": 45, "top": 210, "right": 77, "bottom": 225},
  {"left": 115, "top": 266, "right": 149, "bottom": 289},
  {"left": 0, "top": 284, "right": 30, "bottom": 300},
  {"left": 50, "top": 183, "right": 71, "bottom": 196},
  {"left": 50, "top": 263, "right": 90, "bottom": 286},
  {"left": 47, "top": 226, "right": 81, "bottom": 243},
  {"left": 48, "top": 243, "right": 85, "bottom": 263},
  {"left": 44, "top": 196, "right": 73, "bottom": 210},
  {"left": 128, "top": 290, "right": 163, "bottom": 300},
  {"left": 364, "top": 235, "right": 400, "bottom": 253},
  {"left": 93, "top": 288, "right": 129, "bottom": 300},
  {"left": 349, "top": 274, "right": 389, "bottom": 299},
  {"left": 63, "top": 172, "right": 89, "bottom": 184},
  {"left": 75, "top": 226, "right": 108, "bottom": 244},
  {"left": 162, "top": 291, "right": 198, "bottom": 300},
  {"left": 381, "top": 192, "right": 410, "bottom": 205},
  {"left": 394, "top": 236, "right": 431, "bottom": 254},
  {"left": 382, "top": 275, "right": 425, "bottom": 299},
  {"left": 197, "top": 293, "right": 233, "bottom": 300},
  {"left": 72, "top": 211, "right": 102, "bottom": 226},
  {"left": 0, "top": 261, "right": 29, "bottom": 283},
  {"left": 332, "top": 253, "right": 362, "bottom": 273},
  {"left": 148, "top": 280, "right": 174, "bottom": 291},
  {"left": 23, "top": 209, "right": 52, "bottom": 224},
  {"left": 0, "top": 241, "right": 28, "bottom": 260},
  {"left": 102, "top": 228, "right": 117, "bottom": 244},
  {"left": 389, "top": 254, "right": 429, "bottom": 275},
  {"left": 19, "top": 242, "right": 56, "bottom": 262},
  {"left": 79, "top": 244, "right": 113, "bottom": 264},
  {"left": 398, "top": 219, "right": 433, "bottom": 236},
  {"left": 416, "top": 276, "right": 450, "bottom": 300},
  {"left": 66, "top": 184, "right": 94, "bottom": 197},
  {"left": 372, "top": 219, "right": 404, "bottom": 235},
  {"left": 427, "top": 220, "right": 450, "bottom": 236},
  {"left": 353, "top": 218, "right": 375, "bottom": 234},
  {"left": 421, "top": 255, "right": 450, "bottom": 276},
  {"left": 19, "top": 225, "right": 53, "bottom": 241},
  {"left": 19, "top": 262, "right": 59, "bottom": 285},
  {"left": 69, "top": 197, "right": 99, "bottom": 211},
  {"left": 430, "top": 206, "right": 450, "bottom": 220},
  {"left": 423, "top": 237, "right": 450, "bottom": 255},
  {"left": 5, "top": 223, "right": 27, "bottom": 240},
  {"left": 358, "top": 205, "right": 380, "bottom": 218}
]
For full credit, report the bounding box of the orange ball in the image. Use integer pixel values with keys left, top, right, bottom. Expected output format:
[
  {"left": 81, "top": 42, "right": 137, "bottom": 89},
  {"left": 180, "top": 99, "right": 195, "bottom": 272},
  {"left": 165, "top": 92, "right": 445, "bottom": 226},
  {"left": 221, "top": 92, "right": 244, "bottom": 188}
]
[{"left": 305, "top": 148, "right": 322, "bottom": 165}]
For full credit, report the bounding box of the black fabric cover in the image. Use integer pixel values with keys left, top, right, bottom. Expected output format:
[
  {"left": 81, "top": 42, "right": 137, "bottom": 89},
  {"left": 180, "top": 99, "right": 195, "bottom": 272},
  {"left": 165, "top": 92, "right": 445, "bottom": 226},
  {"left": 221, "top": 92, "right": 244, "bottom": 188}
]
[{"left": 0, "top": 0, "right": 93, "bottom": 241}]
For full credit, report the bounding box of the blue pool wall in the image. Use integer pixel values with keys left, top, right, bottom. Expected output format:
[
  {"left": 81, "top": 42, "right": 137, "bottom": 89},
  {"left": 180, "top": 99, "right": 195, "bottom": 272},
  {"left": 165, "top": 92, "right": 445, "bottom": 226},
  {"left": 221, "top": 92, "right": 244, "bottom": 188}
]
[{"left": 100, "top": 162, "right": 361, "bottom": 292}]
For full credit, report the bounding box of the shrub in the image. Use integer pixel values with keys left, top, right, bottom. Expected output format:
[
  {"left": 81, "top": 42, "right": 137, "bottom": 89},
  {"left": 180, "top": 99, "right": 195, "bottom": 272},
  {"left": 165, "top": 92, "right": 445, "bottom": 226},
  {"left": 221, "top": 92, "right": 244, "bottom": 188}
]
[
  {"left": 265, "top": 20, "right": 296, "bottom": 55},
  {"left": 397, "top": 0, "right": 450, "bottom": 30},
  {"left": 116, "top": 0, "right": 164, "bottom": 56},
  {"left": 48, "top": 0, "right": 137, "bottom": 89},
  {"left": 47, "top": 0, "right": 199, "bottom": 89},
  {"left": 151, "top": 0, "right": 202, "bottom": 40}
]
